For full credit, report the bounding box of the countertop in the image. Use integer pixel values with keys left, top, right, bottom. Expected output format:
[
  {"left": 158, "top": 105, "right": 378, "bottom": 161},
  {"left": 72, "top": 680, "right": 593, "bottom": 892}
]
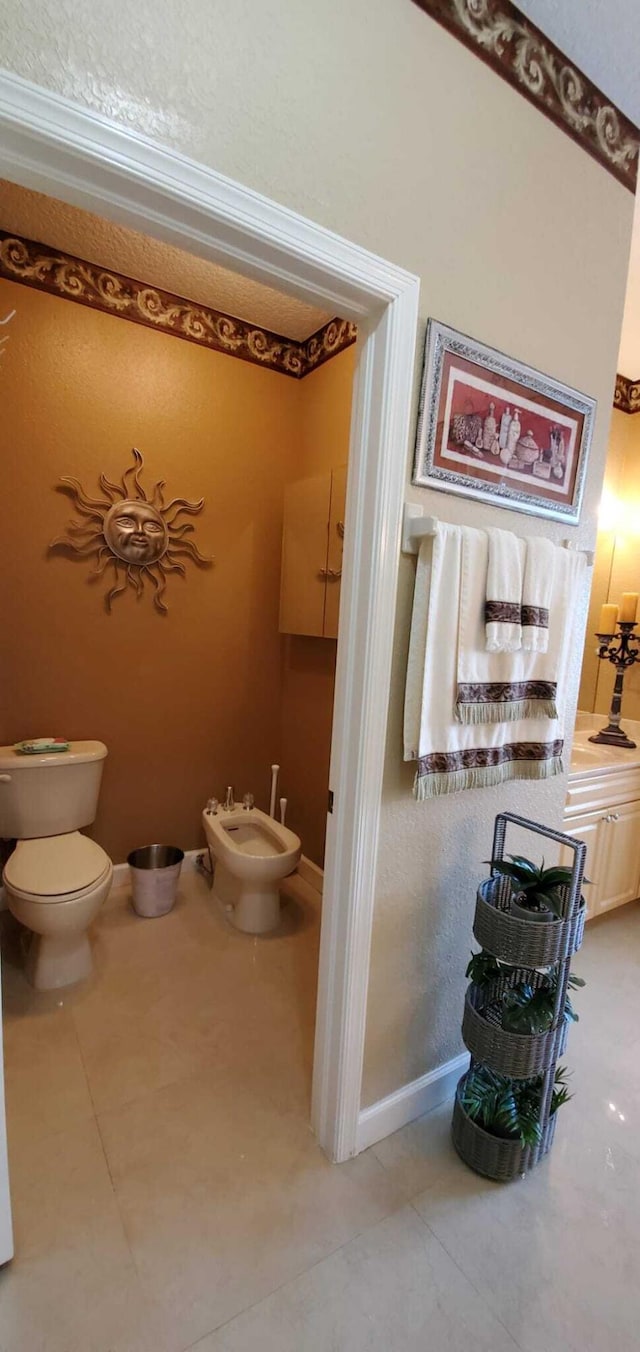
[{"left": 569, "top": 716, "right": 640, "bottom": 779}]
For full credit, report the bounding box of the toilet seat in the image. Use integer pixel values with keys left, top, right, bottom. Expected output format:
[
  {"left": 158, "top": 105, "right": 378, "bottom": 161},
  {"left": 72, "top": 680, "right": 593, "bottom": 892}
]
[{"left": 3, "top": 832, "right": 110, "bottom": 900}]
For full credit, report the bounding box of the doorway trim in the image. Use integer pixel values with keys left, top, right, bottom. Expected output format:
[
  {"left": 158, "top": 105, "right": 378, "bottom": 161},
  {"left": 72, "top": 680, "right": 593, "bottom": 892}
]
[{"left": 0, "top": 69, "right": 420, "bottom": 1162}]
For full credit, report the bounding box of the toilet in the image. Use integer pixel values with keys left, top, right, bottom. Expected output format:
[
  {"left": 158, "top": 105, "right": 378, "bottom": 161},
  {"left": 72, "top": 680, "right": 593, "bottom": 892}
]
[
  {"left": 0, "top": 741, "right": 112, "bottom": 989},
  {"left": 202, "top": 803, "right": 301, "bottom": 934}
]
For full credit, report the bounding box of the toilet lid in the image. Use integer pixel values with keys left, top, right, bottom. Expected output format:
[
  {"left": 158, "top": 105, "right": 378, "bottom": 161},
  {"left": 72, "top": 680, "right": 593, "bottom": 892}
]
[{"left": 4, "top": 832, "right": 109, "bottom": 898}]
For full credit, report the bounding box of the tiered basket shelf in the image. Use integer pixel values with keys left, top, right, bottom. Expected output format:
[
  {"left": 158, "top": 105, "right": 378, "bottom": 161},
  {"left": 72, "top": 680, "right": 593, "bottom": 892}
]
[{"left": 452, "top": 811, "right": 587, "bottom": 1182}]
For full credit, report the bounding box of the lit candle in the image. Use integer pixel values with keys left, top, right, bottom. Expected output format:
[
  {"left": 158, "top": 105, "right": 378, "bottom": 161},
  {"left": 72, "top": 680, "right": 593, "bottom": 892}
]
[
  {"left": 598, "top": 602, "right": 619, "bottom": 634},
  {"left": 619, "top": 592, "right": 639, "bottom": 624}
]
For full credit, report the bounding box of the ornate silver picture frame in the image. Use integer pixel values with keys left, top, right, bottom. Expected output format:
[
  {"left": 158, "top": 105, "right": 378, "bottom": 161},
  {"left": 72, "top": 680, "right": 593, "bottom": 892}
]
[{"left": 413, "top": 321, "right": 595, "bottom": 525}]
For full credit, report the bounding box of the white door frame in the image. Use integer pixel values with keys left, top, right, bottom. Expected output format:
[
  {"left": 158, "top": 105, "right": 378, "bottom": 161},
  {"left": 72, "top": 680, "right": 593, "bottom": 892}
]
[{"left": 0, "top": 69, "right": 420, "bottom": 1163}]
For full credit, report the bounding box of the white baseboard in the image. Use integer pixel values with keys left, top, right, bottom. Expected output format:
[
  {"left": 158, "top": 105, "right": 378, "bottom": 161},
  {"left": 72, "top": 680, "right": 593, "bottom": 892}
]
[
  {"left": 356, "top": 1053, "right": 469, "bottom": 1154},
  {"left": 111, "top": 848, "right": 321, "bottom": 892},
  {"left": 297, "top": 855, "right": 324, "bottom": 895}
]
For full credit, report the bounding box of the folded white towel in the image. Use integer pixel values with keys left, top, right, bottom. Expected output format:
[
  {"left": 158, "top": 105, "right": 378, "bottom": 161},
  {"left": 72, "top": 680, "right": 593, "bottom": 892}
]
[
  {"left": 521, "top": 537, "right": 557, "bottom": 652},
  {"left": 485, "top": 528, "right": 524, "bottom": 652},
  {"left": 403, "top": 524, "right": 584, "bottom": 799},
  {"left": 456, "top": 528, "right": 579, "bottom": 724}
]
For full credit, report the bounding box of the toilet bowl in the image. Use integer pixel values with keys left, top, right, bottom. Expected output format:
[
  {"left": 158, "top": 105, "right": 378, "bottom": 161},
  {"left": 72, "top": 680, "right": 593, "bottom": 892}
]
[
  {"left": 202, "top": 804, "right": 301, "bottom": 934},
  {"left": 3, "top": 832, "right": 113, "bottom": 990}
]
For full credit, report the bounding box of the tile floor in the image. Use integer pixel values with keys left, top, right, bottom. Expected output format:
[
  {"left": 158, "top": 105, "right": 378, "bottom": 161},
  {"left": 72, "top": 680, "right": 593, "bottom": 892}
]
[{"left": 0, "top": 869, "right": 639, "bottom": 1351}]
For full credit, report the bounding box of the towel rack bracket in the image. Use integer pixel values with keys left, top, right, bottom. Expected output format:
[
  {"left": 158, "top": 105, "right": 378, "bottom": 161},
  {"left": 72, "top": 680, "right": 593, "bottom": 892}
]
[
  {"left": 401, "top": 503, "right": 594, "bottom": 566},
  {"left": 402, "top": 504, "right": 438, "bottom": 555}
]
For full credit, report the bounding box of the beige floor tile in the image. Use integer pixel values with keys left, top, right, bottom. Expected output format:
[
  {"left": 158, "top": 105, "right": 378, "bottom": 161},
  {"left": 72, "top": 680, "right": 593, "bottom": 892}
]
[
  {"left": 413, "top": 1117, "right": 640, "bottom": 1352},
  {"left": 1, "top": 970, "right": 95, "bottom": 1149},
  {"left": 69, "top": 875, "right": 318, "bottom": 1115},
  {"left": 0, "top": 1117, "right": 183, "bottom": 1352},
  {"left": 190, "top": 1205, "right": 520, "bottom": 1352},
  {"left": 4, "top": 867, "right": 638, "bottom": 1352},
  {"left": 371, "top": 1099, "right": 461, "bottom": 1201},
  {"left": 98, "top": 1068, "right": 405, "bottom": 1347}
]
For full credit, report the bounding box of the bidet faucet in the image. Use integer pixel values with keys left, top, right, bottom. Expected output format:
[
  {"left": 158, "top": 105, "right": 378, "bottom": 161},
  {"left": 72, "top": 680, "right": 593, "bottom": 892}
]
[{"left": 223, "top": 785, "right": 235, "bottom": 811}]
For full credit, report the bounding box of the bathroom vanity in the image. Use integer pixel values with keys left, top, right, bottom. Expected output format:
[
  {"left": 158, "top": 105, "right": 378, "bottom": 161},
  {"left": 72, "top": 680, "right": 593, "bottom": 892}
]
[{"left": 562, "top": 717, "right": 640, "bottom": 919}]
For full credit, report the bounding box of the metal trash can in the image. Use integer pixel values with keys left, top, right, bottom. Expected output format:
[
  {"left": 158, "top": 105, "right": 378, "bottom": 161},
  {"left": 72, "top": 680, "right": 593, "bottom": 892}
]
[{"left": 127, "top": 845, "right": 184, "bottom": 918}]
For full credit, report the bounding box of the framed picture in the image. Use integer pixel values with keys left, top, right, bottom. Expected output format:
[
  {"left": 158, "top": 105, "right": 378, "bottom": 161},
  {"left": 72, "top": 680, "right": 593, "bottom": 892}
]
[{"left": 413, "top": 320, "right": 596, "bottom": 524}]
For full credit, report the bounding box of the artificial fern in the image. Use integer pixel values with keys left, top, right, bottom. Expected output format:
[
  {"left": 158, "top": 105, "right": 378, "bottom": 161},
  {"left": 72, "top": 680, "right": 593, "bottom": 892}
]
[
  {"left": 466, "top": 949, "right": 585, "bottom": 1035},
  {"left": 460, "top": 1064, "right": 572, "bottom": 1147}
]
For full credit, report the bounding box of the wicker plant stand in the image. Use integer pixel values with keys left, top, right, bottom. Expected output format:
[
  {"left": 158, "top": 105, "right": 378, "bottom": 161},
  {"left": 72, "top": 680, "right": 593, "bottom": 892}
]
[{"left": 453, "top": 811, "right": 586, "bottom": 1183}]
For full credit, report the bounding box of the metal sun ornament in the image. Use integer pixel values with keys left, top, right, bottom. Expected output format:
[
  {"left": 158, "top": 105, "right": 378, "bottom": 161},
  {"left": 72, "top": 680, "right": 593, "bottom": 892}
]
[{"left": 50, "top": 448, "right": 212, "bottom": 613}]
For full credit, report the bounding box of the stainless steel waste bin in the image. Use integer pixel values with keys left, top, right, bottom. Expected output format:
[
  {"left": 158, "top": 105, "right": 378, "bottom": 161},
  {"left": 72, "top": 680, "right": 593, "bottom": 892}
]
[{"left": 127, "top": 845, "right": 184, "bottom": 918}]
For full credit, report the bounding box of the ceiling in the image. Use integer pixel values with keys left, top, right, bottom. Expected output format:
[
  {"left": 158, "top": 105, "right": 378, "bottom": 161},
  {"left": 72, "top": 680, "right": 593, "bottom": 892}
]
[
  {"left": 518, "top": 0, "right": 640, "bottom": 126},
  {"left": 519, "top": 0, "right": 640, "bottom": 379},
  {"left": 0, "top": 181, "right": 331, "bottom": 342}
]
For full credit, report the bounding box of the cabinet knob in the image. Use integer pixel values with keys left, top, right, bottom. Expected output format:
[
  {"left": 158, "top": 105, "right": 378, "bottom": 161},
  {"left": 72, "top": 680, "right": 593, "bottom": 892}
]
[{"left": 318, "top": 567, "right": 342, "bottom": 581}]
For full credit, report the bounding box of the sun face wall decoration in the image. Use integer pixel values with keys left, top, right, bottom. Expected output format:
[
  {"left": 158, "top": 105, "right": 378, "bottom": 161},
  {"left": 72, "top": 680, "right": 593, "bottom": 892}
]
[{"left": 50, "top": 448, "right": 212, "bottom": 613}]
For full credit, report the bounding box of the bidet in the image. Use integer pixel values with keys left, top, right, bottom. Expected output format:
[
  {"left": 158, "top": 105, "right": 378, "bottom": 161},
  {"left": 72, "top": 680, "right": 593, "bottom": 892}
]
[{"left": 202, "top": 802, "right": 301, "bottom": 934}]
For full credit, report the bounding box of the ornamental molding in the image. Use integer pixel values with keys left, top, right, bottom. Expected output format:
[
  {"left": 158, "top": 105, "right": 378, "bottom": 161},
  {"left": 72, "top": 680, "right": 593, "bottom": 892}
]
[
  {"left": 0, "top": 231, "right": 357, "bottom": 379},
  {"left": 411, "top": 0, "right": 639, "bottom": 193},
  {"left": 614, "top": 373, "right": 640, "bottom": 415}
]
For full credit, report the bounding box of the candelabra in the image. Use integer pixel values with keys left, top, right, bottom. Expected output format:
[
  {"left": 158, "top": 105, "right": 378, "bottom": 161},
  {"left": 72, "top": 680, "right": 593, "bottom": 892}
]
[{"left": 589, "top": 621, "right": 640, "bottom": 749}]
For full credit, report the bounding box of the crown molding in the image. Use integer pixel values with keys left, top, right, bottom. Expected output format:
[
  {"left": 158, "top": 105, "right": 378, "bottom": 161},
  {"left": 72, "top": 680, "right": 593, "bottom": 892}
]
[
  {"left": 0, "top": 229, "right": 357, "bottom": 378},
  {"left": 411, "top": 0, "right": 639, "bottom": 193},
  {"left": 614, "top": 372, "right": 640, "bottom": 414}
]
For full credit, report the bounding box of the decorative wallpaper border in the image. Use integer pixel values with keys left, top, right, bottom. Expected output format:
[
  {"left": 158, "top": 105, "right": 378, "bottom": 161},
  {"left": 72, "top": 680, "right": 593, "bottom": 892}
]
[
  {"left": 0, "top": 232, "right": 357, "bottom": 379},
  {"left": 614, "top": 373, "right": 640, "bottom": 415},
  {"left": 411, "top": 0, "right": 639, "bottom": 193}
]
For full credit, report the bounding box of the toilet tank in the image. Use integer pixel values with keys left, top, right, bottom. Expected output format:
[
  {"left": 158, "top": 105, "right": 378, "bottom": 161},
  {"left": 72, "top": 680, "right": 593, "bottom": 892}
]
[{"left": 0, "top": 741, "right": 108, "bottom": 839}]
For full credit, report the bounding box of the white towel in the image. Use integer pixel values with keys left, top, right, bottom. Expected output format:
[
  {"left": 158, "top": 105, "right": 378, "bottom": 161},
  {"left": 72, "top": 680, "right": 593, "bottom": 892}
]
[
  {"left": 456, "top": 529, "right": 578, "bottom": 724},
  {"left": 521, "top": 537, "right": 557, "bottom": 652},
  {"left": 404, "top": 523, "right": 585, "bottom": 799},
  {"left": 485, "top": 528, "right": 524, "bottom": 652}
]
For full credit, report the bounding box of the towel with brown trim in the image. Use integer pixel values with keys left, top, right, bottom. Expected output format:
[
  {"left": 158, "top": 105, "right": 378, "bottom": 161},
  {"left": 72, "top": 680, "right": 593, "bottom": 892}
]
[
  {"left": 521, "top": 536, "right": 556, "bottom": 652},
  {"left": 403, "top": 523, "right": 584, "bottom": 799},
  {"left": 456, "top": 527, "right": 582, "bottom": 725},
  {"left": 485, "top": 528, "right": 524, "bottom": 653}
]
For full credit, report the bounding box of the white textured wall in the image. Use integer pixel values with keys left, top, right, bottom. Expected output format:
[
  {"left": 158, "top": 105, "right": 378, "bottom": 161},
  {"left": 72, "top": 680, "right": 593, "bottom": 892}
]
[{"left": 1, "top": 0, "right": 633, "bottom": 1106}]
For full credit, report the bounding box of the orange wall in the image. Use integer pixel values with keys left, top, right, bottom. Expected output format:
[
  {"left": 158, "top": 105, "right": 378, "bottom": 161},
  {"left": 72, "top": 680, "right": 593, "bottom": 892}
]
[
  {"left": 279, "top": 347, "right": 355, "bottom": 866},
  {"left": 0, "top": 277, "right": 354, "bottom": 867},
  {"left": 0, "top": 275, "right": 305, "bottom": 861}
]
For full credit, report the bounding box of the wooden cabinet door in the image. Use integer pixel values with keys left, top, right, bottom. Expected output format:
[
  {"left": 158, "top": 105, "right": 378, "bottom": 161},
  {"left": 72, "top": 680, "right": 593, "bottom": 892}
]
[
  {"left": 560, "top": 811, "right": 606, "bottom": 919},
  {"left": 597, "top": 800, "right": 640, "bottom": 916},
  {"left": 323, "top": 465, "right": 347, "bottom": 640},
  {"left": 279, "top": 472, "right": 331, "bottom": 636}
]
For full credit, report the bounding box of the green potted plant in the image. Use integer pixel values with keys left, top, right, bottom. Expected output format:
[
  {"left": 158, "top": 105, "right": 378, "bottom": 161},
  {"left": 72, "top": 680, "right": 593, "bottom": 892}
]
[
  {"left": 465, "top": 950, "right": 585, "bottom": 1036},
  {"left": 486, "top": 854, "right": 587, "bottom": 923},
  {"left": 459, "top": 1063, "right": 572, "bottom": 1148}
]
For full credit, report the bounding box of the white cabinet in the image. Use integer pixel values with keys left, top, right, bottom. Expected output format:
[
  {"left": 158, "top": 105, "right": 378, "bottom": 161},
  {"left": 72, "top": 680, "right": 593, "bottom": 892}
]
[
  {"left": 279, "top": 466, "right": 346, "bottom": 638},
  {"left": 563, "top": 763, "right": 640, "bottom": 919},
  {"left": 559, "top": 810, "right": 606, "bottom": 918}
]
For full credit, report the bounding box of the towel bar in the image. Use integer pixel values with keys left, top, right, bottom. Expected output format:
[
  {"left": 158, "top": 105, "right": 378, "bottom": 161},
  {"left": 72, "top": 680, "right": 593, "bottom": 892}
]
[{"left": 401, "top": 503, "right": 595, "bottom": 566}]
